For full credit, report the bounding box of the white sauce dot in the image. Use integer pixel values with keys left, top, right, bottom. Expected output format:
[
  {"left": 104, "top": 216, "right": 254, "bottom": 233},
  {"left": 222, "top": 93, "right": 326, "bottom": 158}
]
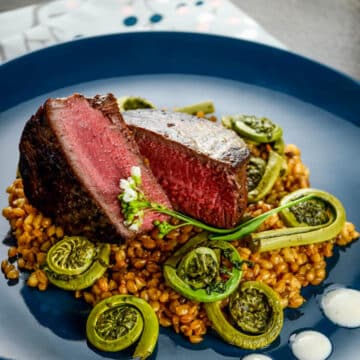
[
  {"left": 289, "top": 330, "right": 332, "bottom": 360},
  {"left": 242, "top": 354, "right": 272, "bottom": 360},
  {"left": 321, "top": 288, "right": 360, "bottom": 328}
]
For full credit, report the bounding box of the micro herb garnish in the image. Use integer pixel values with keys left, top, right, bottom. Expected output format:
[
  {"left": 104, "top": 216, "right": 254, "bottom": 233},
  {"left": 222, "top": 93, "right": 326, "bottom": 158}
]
[
  {"left": 162, "top": 233, "right": 243, "bottom": 302},
  {"left": 118, "top": 166, "right": 315, "bottom": 241}
]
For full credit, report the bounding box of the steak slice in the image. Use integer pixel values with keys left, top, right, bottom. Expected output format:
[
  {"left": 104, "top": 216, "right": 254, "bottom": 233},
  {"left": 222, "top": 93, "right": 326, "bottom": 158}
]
[
  {"left": 123, "top": 109, "right": 250, "bottom": 228},
  {"left": 19, "top": 94, "right": 171, "bottom": 242}
]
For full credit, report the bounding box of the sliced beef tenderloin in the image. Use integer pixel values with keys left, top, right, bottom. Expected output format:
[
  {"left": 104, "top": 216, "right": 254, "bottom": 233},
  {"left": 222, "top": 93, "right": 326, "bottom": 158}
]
[
  {"left": 123, "top": 109, "right": 250, "bottom": 229},
  {"left": 19, "top": 94, "right": 171, "bottom": 242}
]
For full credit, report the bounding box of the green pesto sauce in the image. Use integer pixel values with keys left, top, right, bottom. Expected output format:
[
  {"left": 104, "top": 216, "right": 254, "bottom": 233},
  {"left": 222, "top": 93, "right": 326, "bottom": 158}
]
[
  {"left": 242, "top": 115, "right": 276, "bottom": 139},
  {"left": 247, "top": 156, "right": 266, "bottom": 192},
  {"left": 122, "top": 98, "right": 154, "bottom": 110},
  {"left": 290, "top": 198, "right": 330, "bottom": 226},
  {"left": 229, "top": 287, "right": 272, "bottom": 334},
  {"left": 177, "top": 248, "right": 218, "bottom": 289},
  {"left": 95, "top": 306, "right": 139, "bottom": 340},
  {"left": 49, "top": 237, "right": 95, "bottom": 271}
]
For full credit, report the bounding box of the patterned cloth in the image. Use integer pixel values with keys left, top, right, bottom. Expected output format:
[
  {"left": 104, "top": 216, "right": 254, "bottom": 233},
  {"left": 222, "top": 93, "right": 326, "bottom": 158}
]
[{"left": 0, "top": 0, "right": 284, "bottom": 63}]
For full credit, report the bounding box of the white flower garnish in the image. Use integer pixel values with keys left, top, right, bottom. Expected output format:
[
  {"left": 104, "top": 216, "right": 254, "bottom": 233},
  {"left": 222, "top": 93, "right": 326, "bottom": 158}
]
[
  {"left": 131, "top": 166, "right": 141, "bottom": 183},
  {"left": 122, "top": 188, "right": 138, "bottom": 203},
  {"left": 120, "top": 179, "right": 129, "bottom": 190},
  {"left": 129, "top": 222, "right": 140, "bottom": 231},
  {"left": 118, "top": 166, "right": 147, "bottom": 230}
]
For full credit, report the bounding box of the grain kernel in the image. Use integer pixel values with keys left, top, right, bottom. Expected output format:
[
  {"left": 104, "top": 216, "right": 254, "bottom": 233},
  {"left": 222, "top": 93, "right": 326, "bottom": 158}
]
[
  {"left": 41, "top": 217, "right": 52, "bottom": 228},
  {"left": 148, "top": 278, "right": 160, "bottom": 288},
  {"left": 146, "top": 262, "right": 160, "bottom": 274},
  {"left": 24, "top": 214, "right": 34, "bottom": 225},
  {"left": 92, "top": 284, "right": 102, "bottom": 295},
  {"left": 119, "top": 285, "right": 128, "bottom": 295},
  {"left": 175, "top": 305, "right": 189, "bottom": 316},
  {"left": 6, "top": 268, "right": 19, "bottom": 280},
  {"left": 275, "top": 262, "right": 288, "bottom": 274},
  {"left": 310, "top": 253, "right": 321, "bottom": 263},
  {"left": 8, "top": 247, "right": 18, "bottom": 258},
  {"left": 190, "top": 319, "right": 202, "bottom": 331},
  {"left": 159, "top": 316, "right": 172, "bottom": 327},
  {"left": 180, "top": 314, "right": 194, "bottom": 324},
  {"left": 36, "top": 252, "right": 47, "bottom": 265},
  {"left": 147, "top": 288, "right": 160, "bottom": 301},
  {"left": 159, "top": 291, "right": 169, "bottom": 303},
  {"left": 36, "top": 270, "right": 48, "bottom": 283},
  {"left": 83, "top": 292, "right": 95, "bottom": 305},
  {"left": 142, "top": 237, "right": 156, "bottom": 249},
  {"left": 46, "top": 225, "right": 56, "bottom": 237},
  {"left": 140, "top": 289, "right": 149, "bottom": 301},
  {"left": 55, "top": 226, "right": 64, "bottom": 238},
  {"left": 17, "top": 258, "right": 25, "bottom": 268},
  {"left": 189, "top": 335, "right": 203, "bottom": 344},
  {"left": 124, "top": 272, "right": 135, "bottom": 280},
  {"left": 150, "top": 300, "right": 160, "bottom": 312},
  {"left": 315, "top": 268, "right": 326, "bottom": 279},
  {"left": 12, "top": 208, "right": 25, "bottom": 217},
  {"left": 27, "top": 273, "right": 38, "bottom": 287},
  {"left": 133, "top": 259, "right": 147, "bottom": 269},
  {"left": 289, "top": 295, "right": 304, "bottom": 308},
  {"left": 33, "top": 214, "right": 43, "bottom": 229},
  {"left": 259, "top": 259, "right": 273, "bottom": 270},
  {"left": 134, "top": 276, "right": 146, "bottom": 290},
  {"left": 306, "top": 270, "right": 315, "bottom": 282},
  {"left": 98, "top": 278, "right": 109, "bottom": 292},
  {"left": 126, "top": 279, "right": 138, "bottom": 294},
  {"left": 38, "top": 282, "right": 48, "bottom": 291}
]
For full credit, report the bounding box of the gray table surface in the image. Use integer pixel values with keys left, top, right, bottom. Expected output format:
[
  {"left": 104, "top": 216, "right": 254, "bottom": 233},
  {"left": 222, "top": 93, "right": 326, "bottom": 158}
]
[{"left": 1, "top": 0, "right": 359, "bottom": 80}]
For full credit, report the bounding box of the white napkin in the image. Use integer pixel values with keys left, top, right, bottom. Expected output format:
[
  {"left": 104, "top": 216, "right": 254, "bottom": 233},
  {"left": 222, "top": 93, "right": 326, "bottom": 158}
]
[{"left": 0, "top": 0, "right": 285, "bottom": 63}]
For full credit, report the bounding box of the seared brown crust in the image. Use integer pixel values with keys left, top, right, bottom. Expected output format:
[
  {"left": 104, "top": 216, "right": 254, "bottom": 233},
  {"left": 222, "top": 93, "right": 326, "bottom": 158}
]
[
  {"left": 19, "top": 94, "right": 149, "bottom": 242},
  {"left": 123, "top": 109, "right": 250, "bottom": 228},
  {"left": 20, "top": 95, "right": 120, "bottom": 241},
  {"left": 124, "top": 109, "right": 250, "bottom": 167}
]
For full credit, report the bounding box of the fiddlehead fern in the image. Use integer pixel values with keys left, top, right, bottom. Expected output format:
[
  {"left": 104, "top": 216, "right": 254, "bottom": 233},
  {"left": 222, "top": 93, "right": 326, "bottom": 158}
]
[
  {"left": 44, "top": 236, "right": 110, "bottom": 290},
  {"left": 86, "top": 295, "right": 158, "bottom": 359}
]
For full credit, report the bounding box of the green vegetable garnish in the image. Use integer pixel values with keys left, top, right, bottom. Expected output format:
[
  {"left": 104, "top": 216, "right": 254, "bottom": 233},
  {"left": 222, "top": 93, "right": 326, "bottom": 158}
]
[
  {"left": 119, "top": 167, "right": 315, "bottom": 241},
  {"left": 205, "top": 281, "right": 283, "bottom": 350},
  {"left": 247, "top": 150, "right": 286, "bottom": 202},
  {"left": 117, "top": 96, "right": 155, "bottom": 112},
  {"left": 209, "top": 193, "right": 315, "bottom": 241},
  {"left": 43, "top": 236, "right": 110, "bottom": 290},
  {"left": 272, "top": 137, "right": 285, "bottom": 154},
  {"left": 250, "top": 188, "right": 346, "bottom": 252},
  {"left": 177, "top": 247, "right": 219, "bottom": 289},
  {"left": 163, "top": 232, "right": 242, "bottom": 302},
  {"left": 86, "top": 295, "right": 158, "bottom": 359},
  {"left": 174, "top": 100, "right": 215, "bottom": 115},
  {"left": 222, "top": 115, "right": 283, "bottom": 143},
  {"left": 247, "top": 156, "right": 266, "bottom": 193}
]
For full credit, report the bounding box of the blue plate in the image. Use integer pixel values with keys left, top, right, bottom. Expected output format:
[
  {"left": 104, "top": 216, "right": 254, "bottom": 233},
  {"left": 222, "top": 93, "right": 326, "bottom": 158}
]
[{"left": 0, "top": 32, "right": 359, "bottom": 360}]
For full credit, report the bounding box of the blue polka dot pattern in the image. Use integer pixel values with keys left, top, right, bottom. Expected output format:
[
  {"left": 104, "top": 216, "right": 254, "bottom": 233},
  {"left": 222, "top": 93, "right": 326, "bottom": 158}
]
[
  {"left": 123, "top": 16, "right": 138, "bottom": 26},
  {"left": 195, "top": 1, "right": 204, "bottom": 6},
  {"left": 150, "top": 13, "right": 163, "bottom": 23}
]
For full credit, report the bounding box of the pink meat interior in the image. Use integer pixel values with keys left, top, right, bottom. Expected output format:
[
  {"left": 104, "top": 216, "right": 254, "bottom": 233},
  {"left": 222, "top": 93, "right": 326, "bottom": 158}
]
[
  {"left": 133, "top": 130, "right": 243, "bottom": 228},
  {"left": 48, "top": 96, "right": 169, "bottom": 233}
]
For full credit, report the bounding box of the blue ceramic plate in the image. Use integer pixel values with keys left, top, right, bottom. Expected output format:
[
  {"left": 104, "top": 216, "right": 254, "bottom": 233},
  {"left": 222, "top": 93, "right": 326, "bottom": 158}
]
[{"left": 0, "top": 32, "right": 359, "bottom": 360}]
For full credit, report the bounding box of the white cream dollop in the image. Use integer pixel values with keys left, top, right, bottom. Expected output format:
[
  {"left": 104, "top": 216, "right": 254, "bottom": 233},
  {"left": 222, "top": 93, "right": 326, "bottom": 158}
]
[
  {"left": 289, "top": 330, "right": 332, "bottom": 360},
  {"left": 242, "top": 354, "right": 272, "bottom": 360},
  {"left": 321, "top": 287, "right": 360, "bottom": 328}
]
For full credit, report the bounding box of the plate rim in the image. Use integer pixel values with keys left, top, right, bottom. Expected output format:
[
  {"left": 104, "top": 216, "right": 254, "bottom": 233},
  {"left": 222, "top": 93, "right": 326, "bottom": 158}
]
[
  {"left": 1, "top": 31, "right": 359, "bottom": 125},
  {"left": 1, "top": 30, "right": 360, "bottom": 360}
]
